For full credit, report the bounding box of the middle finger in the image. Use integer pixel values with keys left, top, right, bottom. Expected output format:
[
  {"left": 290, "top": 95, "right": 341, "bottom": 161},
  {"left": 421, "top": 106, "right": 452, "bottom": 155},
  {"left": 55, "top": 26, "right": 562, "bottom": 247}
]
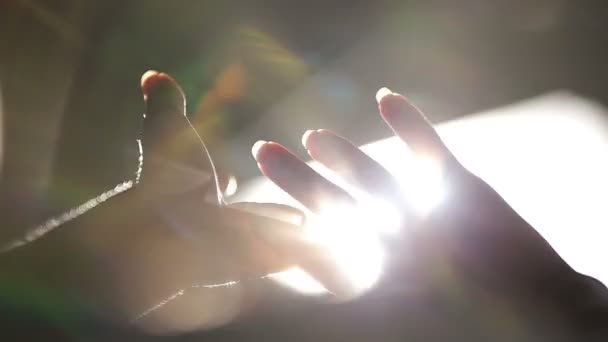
[{"left": 302, "top": 129, "right": 406, "bottom": 207}]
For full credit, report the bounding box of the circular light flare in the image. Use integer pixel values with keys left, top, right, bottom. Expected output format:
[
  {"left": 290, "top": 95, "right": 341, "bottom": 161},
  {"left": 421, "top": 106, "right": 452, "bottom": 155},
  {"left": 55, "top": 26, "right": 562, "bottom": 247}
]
[
  {"left": 401, "top": 155, "right": 446, "bottom": 216},
  {"left": 304, "top": 201, "right": 386, "bottom": 293}
]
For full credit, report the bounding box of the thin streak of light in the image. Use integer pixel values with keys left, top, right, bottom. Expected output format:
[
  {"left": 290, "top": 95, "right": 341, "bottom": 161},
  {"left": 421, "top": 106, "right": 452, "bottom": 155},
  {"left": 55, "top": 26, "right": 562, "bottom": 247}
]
[
  {"left": 135, "top": 138, "right": 143, "bottom": 184},
  {"left": 0, "top": 112, "right": 214, "bottom": 253},
  {"left": 0, "top": 181, "right": 133, "bottom": 253},
  {"left": 132, "top": 274, "right": 277, "bottom": 323},
  {"left": 131, "top": 280, "right": 241, "bottom": 323},
  {"left": 191, "top": 280, "right": 239, "bottom": 289},
  {"left": 131, "top": 289, "right": 186, "bottom": 323},
  {"left": 185, "top": 115, "right": 225, "bottom": 205}
]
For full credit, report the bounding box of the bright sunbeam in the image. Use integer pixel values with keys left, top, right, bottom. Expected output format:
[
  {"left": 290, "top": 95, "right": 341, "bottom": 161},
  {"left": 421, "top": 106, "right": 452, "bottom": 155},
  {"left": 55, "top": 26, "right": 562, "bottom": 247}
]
[
  {"left": 271, "top": 201, "right": 389, "bottom": 295},
  {"left": 271, "top": 155, "right": 445, "bottom": 295},
  {"left": 256, "top": 154, "right": 446, "bottom": 295},
  {"left": 360, "top": 143, "right": 446, "bottom": 217},
  {"left": 305, "top": 202, "right": 387, "bottom": 291},
  {"left": 239, "top": 93, "right": 608, "bottom": 298},
  {"left": 401, "top": 155, "right": 446, "bottom": 215},
  {"left": 271, "top": 198, "right": 403, "bottom": 295}
]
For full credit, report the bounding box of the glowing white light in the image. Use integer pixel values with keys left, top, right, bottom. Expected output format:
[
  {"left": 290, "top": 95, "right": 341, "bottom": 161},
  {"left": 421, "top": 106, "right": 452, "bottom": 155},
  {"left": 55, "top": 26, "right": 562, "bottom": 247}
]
[
  {"left": 401, "top": 155, "right": 445, "bottom": 215},
  {"left": 360, "top": 143, "right": 446, "bottom": 216},
  {"left": 271, "top": 267, "right": 326, "bottom": 294},
  {"left": 239, "top": 92, "right": 608, "bottom": 291},
  {"left": 240, "top": 149, "right": 444, "bottom": 294},
  {"left": 224, "top": 176, "right": 238, "bottom": 197},
  {"left": 305, "top": 202, "right": 386, "bottom": 292},
  {"left": 271, "top": 197, "right": 405, "bottom": 295},
  {"left": 356, "top": 196, "right": 403, "bottom": 235}
]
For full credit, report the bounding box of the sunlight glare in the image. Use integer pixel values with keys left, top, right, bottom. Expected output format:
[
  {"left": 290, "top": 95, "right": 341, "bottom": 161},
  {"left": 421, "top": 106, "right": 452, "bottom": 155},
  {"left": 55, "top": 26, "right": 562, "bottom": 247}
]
[
  {"left": 305, "top": 201, "right": 385, "bottom": 292},
  {"left": 402, "top": 155, "right": 445, "bottom": 215},
  {"left": 242, "top": 92, "right": 608, "bottom": 295},
  {"left": 271, "top": 267, "right": 327, "bottom": 294},
  {"left": 272, "top": 198, "right": 406, "bottom": 295},
  {"left": 270, "top": 155, "right": 444, "bottom": 294}
]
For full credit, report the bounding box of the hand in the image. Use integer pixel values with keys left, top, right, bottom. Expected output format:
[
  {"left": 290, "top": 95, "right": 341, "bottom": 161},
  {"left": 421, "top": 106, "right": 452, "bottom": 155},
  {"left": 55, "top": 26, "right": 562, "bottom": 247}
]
[
  {"left": 250, "top": 88, "right": 585, "bottom": 338},
  {"left": 0, "top": 71, "right": 340, "bottom": 334}
]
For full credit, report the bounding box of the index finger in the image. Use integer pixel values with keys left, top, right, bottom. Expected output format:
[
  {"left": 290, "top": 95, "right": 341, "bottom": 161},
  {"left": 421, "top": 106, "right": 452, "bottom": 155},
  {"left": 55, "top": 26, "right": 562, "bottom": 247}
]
[{"left": 252, "top": 141, "right": 355, "bottom": 213}]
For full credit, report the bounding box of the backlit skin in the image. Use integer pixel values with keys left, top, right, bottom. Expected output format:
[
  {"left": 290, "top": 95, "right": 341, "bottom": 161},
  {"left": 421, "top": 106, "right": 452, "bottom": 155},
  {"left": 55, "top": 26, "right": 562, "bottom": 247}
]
[
  {"left": 254, "top": 92, "right": 571, "bottom": 295},
  {"left": 0, "top": 71, "right": 344, "bottom": 334},
  {"left": 0, "top": 72, "right": 606, "bottom": 340},
  {"left": 248, "top": 89, "right": 608, "bottom": 340}
]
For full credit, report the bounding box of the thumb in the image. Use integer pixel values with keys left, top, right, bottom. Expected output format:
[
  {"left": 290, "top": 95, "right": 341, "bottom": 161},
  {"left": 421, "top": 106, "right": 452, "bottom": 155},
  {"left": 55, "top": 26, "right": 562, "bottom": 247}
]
[{"left": 139, "top": 71, "right": 221, "bottom": 201}]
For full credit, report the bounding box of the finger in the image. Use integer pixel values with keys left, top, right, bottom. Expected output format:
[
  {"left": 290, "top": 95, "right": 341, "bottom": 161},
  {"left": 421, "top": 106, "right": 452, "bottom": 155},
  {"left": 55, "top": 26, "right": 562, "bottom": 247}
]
[
  {"left": 252, "top": 141, "right": 355, "bottom": 213},
  {"left": 141, "top": 70, "right": 186, "bottom": 154},
  {"left": 140, "top": 71, "right": 221, "bottom": 201},
  {"left": 148, "top": 191, "right": 299, "bottom": 277},
  {"left": 169, "top": 196, "right": 353, "bottom": 296},
  {"left": 221, "top": 205, "right": 355, "bottom": 296},
  {"left": 376, "top": 88, "right": 454, "bottom": 165},
  {"left": 302, "top": 129, "right": 406, "bottom": 206}
]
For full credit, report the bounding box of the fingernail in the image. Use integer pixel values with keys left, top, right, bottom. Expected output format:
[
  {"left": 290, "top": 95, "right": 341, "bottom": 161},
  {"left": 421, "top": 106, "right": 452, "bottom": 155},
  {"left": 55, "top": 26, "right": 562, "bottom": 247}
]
[
  {"left": 141, "top": 70, "right": 159, "bottom": 91},
  {"left": 375, "top": 87, "right": 393, "bottom": 104},
  {"left": 301, "top": 130, "right": 317, "bottom": 149},
  {"left": 141, "top": 70, "right": 171, "bottom": 98},
  {"left": 251, "top": 140, "right": 267, "bottom": 160}
]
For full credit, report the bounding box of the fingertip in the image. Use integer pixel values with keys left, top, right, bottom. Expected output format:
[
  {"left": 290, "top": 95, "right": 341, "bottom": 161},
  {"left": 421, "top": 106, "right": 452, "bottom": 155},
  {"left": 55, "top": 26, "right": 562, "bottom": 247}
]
[
  {"left": 304, "top": 129, "right": 338, "bottom": 156},
  {"left": 377, "top": 92, "right": 404, "bottom": 111},
  {"left": 253, "top": 142, "right": 296, "bottom": 178},
  {"left": 378, "top": 93, "right": 419, "bottom": 130},
  {"left": 375, "top": 87, "right": 393, "bottom": 104},
  {"left": 141, "top": 70, "right": 162, "bottom": 96},
  {"left": 301, "top": 129, "right": 321, "bottom": 149},
  {"left": 376, "top": 91, "right": 453, "bottom": 163},
  {"left": 141, "top": 70, "right": 177, "bottom": 97},
  {"left": 141, "top": 70, "right": 159, "bottom": 89},
  {"left": 251, "top": 140, "right": 268, "bottom": 161},
  {"left": 301, "top": 130, "right": 314, "bottom": 148},
  {"left": 141, "top": 71, "right": 186, "bottom": 120},
  {"left": 254, "top": 141, "right": 288, "bottom": 163}
]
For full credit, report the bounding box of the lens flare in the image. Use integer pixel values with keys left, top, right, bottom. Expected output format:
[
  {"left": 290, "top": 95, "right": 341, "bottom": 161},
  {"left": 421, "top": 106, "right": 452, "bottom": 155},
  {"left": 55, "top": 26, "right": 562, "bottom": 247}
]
[
  {"left": 401, "top": 155, "right": 445, "bottom": 215},
  {"left": 305, "top": 201, "right": 386, "bottom": 292},
  {"left": 268, "top": 155, "right": 445, "bottom": 295},
  {"left": 272, "top": 196, "right": 407, "bottom": 295}
]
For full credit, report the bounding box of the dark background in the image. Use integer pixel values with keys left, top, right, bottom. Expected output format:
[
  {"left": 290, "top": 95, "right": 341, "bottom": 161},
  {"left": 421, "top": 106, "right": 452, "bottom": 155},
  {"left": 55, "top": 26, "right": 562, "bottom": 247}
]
[{"left": 0, "top": 0, "right": 607, "bottom": 244}]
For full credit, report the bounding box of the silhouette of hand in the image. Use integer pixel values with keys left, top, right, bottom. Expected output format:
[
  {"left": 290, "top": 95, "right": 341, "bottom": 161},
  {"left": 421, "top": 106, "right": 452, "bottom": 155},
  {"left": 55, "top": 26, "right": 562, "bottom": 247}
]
[
  {"left": 249, "top": 88, "right": 593, "bottom": 339},
  {"left": 0, "top": 72, "right": 340, "bottom": 334}
]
